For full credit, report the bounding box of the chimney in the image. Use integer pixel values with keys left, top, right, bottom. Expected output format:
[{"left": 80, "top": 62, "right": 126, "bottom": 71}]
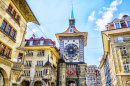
[{"left": 32, "top": 34, "right": 36, "bottom": 38}]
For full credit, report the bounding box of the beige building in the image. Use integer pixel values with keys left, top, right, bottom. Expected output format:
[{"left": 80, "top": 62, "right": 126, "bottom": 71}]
[
  {"left": 20, "top": 36, "right": 61, "bottom": 86},
  {"left": 99, "top": 15, "right": 130, "bottom": 86},
  {"left": 85, "top": 65, "right": 102, "bottom": 86},
  {"left": 0, "top": 0, "right": 39, "bottom": 86}
]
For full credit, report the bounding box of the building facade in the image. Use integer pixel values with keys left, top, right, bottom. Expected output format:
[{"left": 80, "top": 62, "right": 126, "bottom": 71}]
[
  {"left": 0, "top": 0, "right": 39, "bottom": 86},
  {"left": 85, "top": 65, "right": 102, "bottom": 86},
  {"left": 20, "top": 36, "right": 61, "bottom": 86},
  {"left": 56, "top": 5, "right": 87, "bottom": 86},
  {"left": 99, "top": 15, "right": 130, "bottom": 86}
]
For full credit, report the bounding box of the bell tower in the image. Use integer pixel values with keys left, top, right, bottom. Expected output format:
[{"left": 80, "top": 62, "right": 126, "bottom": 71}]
[{"left": 56, "top": 4, "right": 87, "bottom": 86}]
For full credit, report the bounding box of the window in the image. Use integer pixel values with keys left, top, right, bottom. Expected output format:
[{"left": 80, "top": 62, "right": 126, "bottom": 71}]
[
  {"left": 17, "top": 53, "right": 23, "bottom": 63},
  {"left": 6, "top": 26, "right": 11, "bottom": 35},
  {"left": 23, "top": 70, "right": 30, "bottom": 76},
  {"left": 26, "top": 50, "right": 33, "bottom": 56},
  {"left": 69, "top": 28, "right": 73, "bottom": 33},
  {"left": 25, "top": 61, "right": 32, "bottom": 66},
  {"left": 11, "top": 30, "right": 16, "bottom": 38},
  {"left": 8, "top": 4, "right": 12, "bottom": 12},
  {"left": 13, "top": 10, "right": 16, "bottom": 17},
  {"left": 115, "top": 23, "right": 120, "bottom": 29},
  {"left": 118, "top": 36, "right": 123, "bottom": 42},
  {"left": 120, "top": 47, "right": 127, "bottom": 56},
  {"left": 37, "top": 50, "right": 44, "bottom": 56},
  {"left": 1, "top": 44, "right": 6, "bottom": 53},
  {"left": 40, "top": 40, "right": 44, "bottom": 45},
  {"left": 36, "top": 61, "right": 43, "bottom": 67},
  {"left": 1, "top": 21, "right": 7, "bottom": 31},
  {"left": 30, "top": 41, "right": 33, "bottom": 45},
  {"left": 127, "top": 21, "right": 130, "bottom": 27},
  {"left": 123, "top": 62, "right": 130, "bottom": 73},
  {"left": 6, "top": 48, "right": 11, "bottom": 57},
  {"left": 16, "top": 15, "right": 20, "bottom": 22},
  {"left": 73, "top": 40, "right": 75, "bottom": 42},
  {"left": 35, "top": 71, "right": 42, "bottom": 77}
]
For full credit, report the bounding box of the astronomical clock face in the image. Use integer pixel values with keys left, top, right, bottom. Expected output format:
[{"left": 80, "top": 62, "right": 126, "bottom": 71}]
[
  {"left": 67, "top": 68, "right": 75, "bottom": 76},
  {"left": 64, "top": 44, "right": 79, "bottom": 57}
]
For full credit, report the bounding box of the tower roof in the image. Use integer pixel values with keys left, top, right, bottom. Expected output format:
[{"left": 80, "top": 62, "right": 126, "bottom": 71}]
[{"left": 70, "top": 4, "right": 74, "bottom": 19}]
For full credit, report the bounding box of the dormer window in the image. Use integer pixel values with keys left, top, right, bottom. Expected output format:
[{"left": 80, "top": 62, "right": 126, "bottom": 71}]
[
  {"left": 69, "top": 28, "right": 73, "bottom": 33},
  {"left": 40, "top": 40, "right": 44, "bottom": 45},
  {"left": 115, "top": 23, "right": 120, "bottom": 29},
  {"left": 127, "top": 21, "right": 130, "bottom": 27},
  {"left": 30, "top": 41, "right": 33, "bottom": 45}
]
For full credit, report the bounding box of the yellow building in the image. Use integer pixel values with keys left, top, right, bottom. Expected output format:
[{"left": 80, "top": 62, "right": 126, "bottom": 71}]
[
  {"left": 85, "top": 65, "right": 102, "bottom": 86},
  {"left": 99, "top": 15, "right": 130, "bottom": 86},
  {"left": 0, "top": 0, "right": 39, "bottom": 86},
  {"left": 20, "top": 36, "right": 61, "bottom": 86}
]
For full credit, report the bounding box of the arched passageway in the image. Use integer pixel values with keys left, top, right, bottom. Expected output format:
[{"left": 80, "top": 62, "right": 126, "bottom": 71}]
[
  {"left": 21, "top": 80, "right": 30, "bottom": 86},
  {"left": 0, "top": 67, "right": 9, "bottom": 86},
  {"left": 66, "top": 81, "right": 76, "bottom": 86},
  {"left": 34, "top": 81, "right": 42, "bottom": 86},
  {"left": 51, "top": 82, "right": 55, "bottom": 86}
]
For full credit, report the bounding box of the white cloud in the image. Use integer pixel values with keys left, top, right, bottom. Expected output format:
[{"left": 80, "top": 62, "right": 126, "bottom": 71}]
[
  {"left": 88, "top": 11, "right": 95, "bottom": 21},
  {"left": 32, "top": 29, "right": 37, "bottom": 32},
  {"left": 118, "top": 13, "right": 128, "bottom": 19},
  {"left": 96, "top": 0, "right": 122, "bottom": 31},
  {"left": 99, "top": 11, "right": 103, "bottom": 14},
  {"left": 97, "top": 57, "right": 102, "bottom": 62}
]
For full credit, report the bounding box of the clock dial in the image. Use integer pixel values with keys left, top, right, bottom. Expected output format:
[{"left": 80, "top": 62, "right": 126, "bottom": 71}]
[
  {"left": 64, "top": 44, "right": 79, "bottom": 57},
  {"left": 67, "top": 68, "right": 75, "bottom": 76}
]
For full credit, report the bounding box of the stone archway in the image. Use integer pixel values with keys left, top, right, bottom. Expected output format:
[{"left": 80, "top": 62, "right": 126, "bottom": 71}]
[
  {"left": 21, "top": 80, "right": 30, "bottom": 86},
  {"left": 51, "top": 82, "right": 55, "bottom": 86},
  {"left": 34, "top": 81, "right": 42, "bottom": 86},
  {"left": 66, "top": 80, "right": 76, "bottom": 86},
  {"left": 0, "top": 67, "right": 9, "bottom": 86}
]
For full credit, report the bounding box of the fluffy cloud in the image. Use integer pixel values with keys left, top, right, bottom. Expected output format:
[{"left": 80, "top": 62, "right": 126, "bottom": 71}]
[
  {"left": 95, "top": 0, "right": 122, "bottom": 31},
  {"left": 88, "top": 11, "right": 95, "bottom": 21}
]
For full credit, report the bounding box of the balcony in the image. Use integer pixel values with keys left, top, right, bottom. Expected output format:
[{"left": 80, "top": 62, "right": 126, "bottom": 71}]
[
  {"left": 0, "top": 28, "right": 16, "bottom": 42},
  {"left": 42, "top": 74, "right": 51, "bottom": 80},
  {"left": 12, "top": 62, "right": 24, "bottom": 71},
  {"left": 0, "top": 52, "right": 11, "bottom": 59}
]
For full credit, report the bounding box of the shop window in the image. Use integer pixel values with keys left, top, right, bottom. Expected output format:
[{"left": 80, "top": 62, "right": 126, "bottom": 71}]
[
  {"left": 6, "top": 26, "right": 11, "bottom": 35},
  {"left": 120, "top": 47, "right": 127, "bottom": 56},
  {"left": 1, "top": 44, "right": 6, "bottom": 54},
  {"left": 18, "top": 53, "right": 23, "bottom": 63},
  {"left": 6, "top": 48, "right": 11, "bottom": 57},
  {"left": 1, "top": 21, "right": 7, "bottom": 31}
]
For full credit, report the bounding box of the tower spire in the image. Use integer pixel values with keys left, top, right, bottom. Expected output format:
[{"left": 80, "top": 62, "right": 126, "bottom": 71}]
[
  {"left": 70, "top": 3, "right": 74, "bottom": 19},
  {"left": 69, "top": 3, "right": 75, "bottom": 26}
]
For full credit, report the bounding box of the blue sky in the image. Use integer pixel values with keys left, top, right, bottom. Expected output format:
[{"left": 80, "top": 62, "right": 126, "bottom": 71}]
[{"left": 26, "top": 0, "right": 130, "bottom": 66}]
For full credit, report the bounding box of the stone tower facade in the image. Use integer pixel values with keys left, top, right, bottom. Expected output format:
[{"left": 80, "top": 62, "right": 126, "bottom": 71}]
[{"left": 56, "top": 5, "right": 87, "bottom": 86}]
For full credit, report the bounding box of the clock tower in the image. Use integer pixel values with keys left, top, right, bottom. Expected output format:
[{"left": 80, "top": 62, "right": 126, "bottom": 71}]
[{"left": 56, "top": 4, "right": 87, "bottom": 86}]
